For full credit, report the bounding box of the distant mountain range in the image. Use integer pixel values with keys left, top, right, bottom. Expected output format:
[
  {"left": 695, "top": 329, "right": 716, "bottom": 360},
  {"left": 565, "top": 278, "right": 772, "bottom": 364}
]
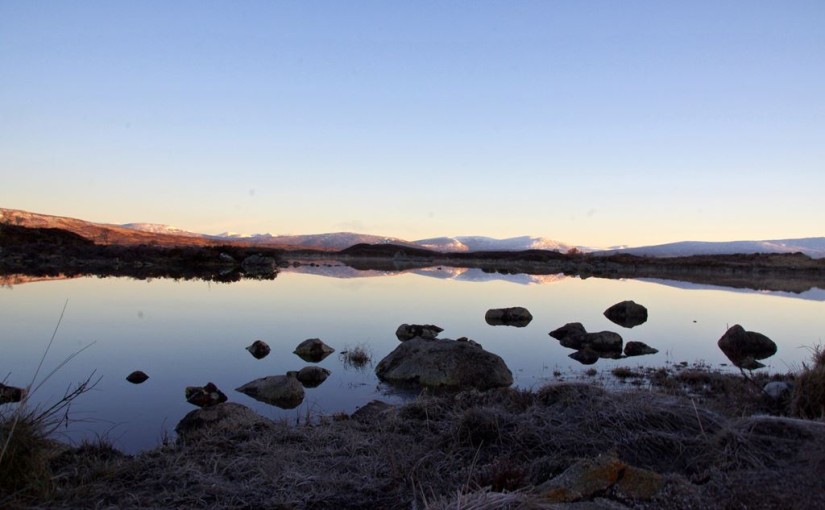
[
  {"left": 598, "top": 239, "right": 825, "bottom": 259},
  {"left": 2, "top": 207, "right": 824, "bottom": 258}
]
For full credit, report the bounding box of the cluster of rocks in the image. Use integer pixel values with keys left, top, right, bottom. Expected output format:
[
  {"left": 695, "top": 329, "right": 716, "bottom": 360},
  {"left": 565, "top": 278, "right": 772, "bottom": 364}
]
[
  {"left": 123, "top": 337, "right": 336, "bottom": 412},
  {"left": 548, "top": 301, "right": 658, "bottom": 365}
]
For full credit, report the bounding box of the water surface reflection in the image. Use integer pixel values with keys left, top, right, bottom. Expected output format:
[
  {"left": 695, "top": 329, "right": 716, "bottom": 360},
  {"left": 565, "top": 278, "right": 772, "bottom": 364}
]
[{"left": 1, "top": 270, "right": 822, "bottom": 452}]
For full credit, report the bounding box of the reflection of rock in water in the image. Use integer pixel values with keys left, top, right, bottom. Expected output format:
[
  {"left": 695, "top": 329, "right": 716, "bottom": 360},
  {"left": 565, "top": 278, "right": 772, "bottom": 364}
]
[
  {"left": 296, "top": 366, "right": 331, "bottom": 388},
  {"left": 245, "top": 339, "right": 271, "bottom": 359},
  {"left": 717, "top": 324, "right": 777, "bottom": 369},
  {"left": 484, "top": 307, "right": 533, "bottom": 327},
  {"left": 126, "top": 370, "right": 149, "bottom": 384},
  {"left": 603, "top": 300, "right": 648, "bottom": 328},
  {"left": 294, "top": 338, "right": 335, "bottom": 362},
  {"left": 236, "top": 373, "right": 305, "bottom": 409}
]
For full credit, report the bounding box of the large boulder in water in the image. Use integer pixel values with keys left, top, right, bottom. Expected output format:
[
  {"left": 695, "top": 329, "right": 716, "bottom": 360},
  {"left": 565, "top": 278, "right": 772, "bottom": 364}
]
[
  {"left": 717, "top": 325, "right": 777, "bottom": 369},
  {"left": 395, "top": 323, "right": 443, "bottom": 341},
  {"left": 485, "top": 307, "right": 533, "bottom": 327},
  {"left": 604, "top": 300, "right": 648, "bottom": 328},
  {"left": 236, "top": 372, "right": 305, "bottom": 409},
  {"left": 375, "top": 337, "right": 513, "bottom": 390}
]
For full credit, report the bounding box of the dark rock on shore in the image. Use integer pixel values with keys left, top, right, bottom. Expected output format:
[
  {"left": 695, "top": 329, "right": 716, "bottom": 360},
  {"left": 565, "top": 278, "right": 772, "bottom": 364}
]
[
  {"left": 296, "top": 366, "right": 331, "bottom": 388},
  {"left": 604, "top": 300, "right": 648, "bottom": 328},
  {"left": 624, "top": 341, "right": 659, "bottom": 357},
  {"left": 485, "top": 306, "right": 533, "bottom": 327},
  {"left": 351, "top": 400, "right": 395, "bottom": 423},
  {"left": 236, "top": 372, "right": 305, "bottom": 409},
  {"left": 125, "top": 371, "right": 149, "bottom": 384},
  {"left": 245, "top": 339, "right": 271, "bottom": 359},
  {"left": 717, "top": 325, "right": 777, "bottom": 369},
  {"left": 375, "top": 337, "right": 513, "bottom": 390},
  {"left": 294, "top": 338, "right": 335, "bottom": 362},
  {"left": 176, "top": 402, "right": 274, "bottom": 443},
  {"left": 185, "top": 382, "right": 228, "bottom": 408},
  {"left": 395, "top": 323, "right": 443, "bottom": 341}
]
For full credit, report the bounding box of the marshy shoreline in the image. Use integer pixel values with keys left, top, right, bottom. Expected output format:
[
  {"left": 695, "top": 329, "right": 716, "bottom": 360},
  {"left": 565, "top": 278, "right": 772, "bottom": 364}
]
[{"left": 3, "top": 363, "right": 824, "bottom": 509}]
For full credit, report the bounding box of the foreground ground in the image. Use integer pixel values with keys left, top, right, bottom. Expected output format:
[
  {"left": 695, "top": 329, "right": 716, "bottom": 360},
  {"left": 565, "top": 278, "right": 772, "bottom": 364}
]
[{"left": 2, "top": 366, "right": 824, "bottom": 510}]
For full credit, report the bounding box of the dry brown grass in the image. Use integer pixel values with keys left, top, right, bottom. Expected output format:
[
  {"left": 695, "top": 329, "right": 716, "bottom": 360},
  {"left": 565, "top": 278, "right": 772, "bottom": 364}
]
[
  {"left": 30, "top": 380, "right": 825, "bottom": 509},
  {"left": 790, "top": 345, "right": 825, "bottom": 419}
]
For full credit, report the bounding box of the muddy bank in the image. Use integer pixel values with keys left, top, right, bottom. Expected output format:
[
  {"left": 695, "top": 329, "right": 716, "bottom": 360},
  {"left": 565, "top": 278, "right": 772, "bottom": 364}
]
[{"left": 9, "top": 371, "right": 824, "bottom": 509}]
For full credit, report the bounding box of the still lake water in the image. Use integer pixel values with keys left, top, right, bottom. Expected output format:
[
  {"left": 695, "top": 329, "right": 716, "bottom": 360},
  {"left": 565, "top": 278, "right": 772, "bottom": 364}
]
[{"left": 2, "top": 267, "right": 824, "bottom": 453}]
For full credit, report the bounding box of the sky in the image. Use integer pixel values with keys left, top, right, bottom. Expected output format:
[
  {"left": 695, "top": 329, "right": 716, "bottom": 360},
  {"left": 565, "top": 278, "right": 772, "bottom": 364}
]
[{"left": 1, "top": 1, "right": 823, "bottom": 248}]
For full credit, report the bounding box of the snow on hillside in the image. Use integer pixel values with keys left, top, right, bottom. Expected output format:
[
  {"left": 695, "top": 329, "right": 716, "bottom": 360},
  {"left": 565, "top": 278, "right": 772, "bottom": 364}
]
[
  {"left": 597, "top": 238, "right": 825, "bottom": 259},
  {"left": 120, "top": 223, "right": 203, "bottom": 237},
  {"left": 413, "top": 235, "right": 577, "bottom": 253}
]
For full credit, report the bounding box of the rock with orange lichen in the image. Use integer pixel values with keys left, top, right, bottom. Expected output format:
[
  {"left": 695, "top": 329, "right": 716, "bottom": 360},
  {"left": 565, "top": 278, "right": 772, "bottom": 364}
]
[{"left": 535, "top": 455, "right": 662, "bottom": 503}]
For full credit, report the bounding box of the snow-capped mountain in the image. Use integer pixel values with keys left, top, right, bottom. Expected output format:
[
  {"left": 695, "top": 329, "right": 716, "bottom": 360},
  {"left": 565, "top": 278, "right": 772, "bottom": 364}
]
[
  {"left": 210, "top": 232, "right": 420, "bottom": 251},
  {"left": 413, "top": 236, "right": 579, "bottom": 253},
  {"left": 596, "top": 238, "right": 825, "bottom": 259},
  {"left": 120, "top": 223, "right": 203, "bottom": 238}
]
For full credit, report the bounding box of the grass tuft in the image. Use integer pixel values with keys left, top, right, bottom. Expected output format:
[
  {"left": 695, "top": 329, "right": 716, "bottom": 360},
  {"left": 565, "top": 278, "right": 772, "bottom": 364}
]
[
  {"left": 339, "top": 343, "right": 373, "bottom": 370},
  {"left": 789, "top": 344, "right": 825, "bottom": 419}
]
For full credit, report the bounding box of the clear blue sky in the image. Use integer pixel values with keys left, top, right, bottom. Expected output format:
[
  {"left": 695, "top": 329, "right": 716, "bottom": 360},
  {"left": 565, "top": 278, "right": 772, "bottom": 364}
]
[{"left": 2, "top": 1, "right": 823, "bottom": 247}]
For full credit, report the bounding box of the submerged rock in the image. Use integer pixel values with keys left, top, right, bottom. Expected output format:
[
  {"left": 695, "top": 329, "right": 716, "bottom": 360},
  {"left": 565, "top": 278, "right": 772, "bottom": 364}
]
[
  {"left": 375, "top": 337, "right": 513, "bottom": 390},
  {"left": 604, "top": 300, "right": 648, "bottom": 328},
  {"left": 717, "top": 325, "right": 777, "bottom": 369},
  {"left": 0, "top": 382, "right": 26, "bottom": 404},
  {"left": 246, "top": 339, "right": 271, "bottom": 359},
  {"left": 125, "top": 370, "right": 149, "bottom": 384},
  {"left": 395, "top": 323, "right": 444, "bottom": 341},
  {"left": 185, "top": 382, "right": 228, "bottom": 408},
  {"left": 294, "top": 338, "right": 335, "bottom": 362},
  {"left": 236, "top": 373, "right": 305, "bottom": 409},
  {"left": 296, "top": 366, "right": 331, "bottom": 388},
  {"left": 624, "top": 341, "right": 659, "bottom": 357},
  {"left": 485, "top": 307, "right": 533, "bottom": 327}
]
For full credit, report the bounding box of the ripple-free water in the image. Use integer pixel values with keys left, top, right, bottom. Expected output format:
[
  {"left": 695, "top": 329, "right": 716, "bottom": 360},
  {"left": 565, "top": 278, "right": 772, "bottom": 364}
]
[{"left": 2, "top": 269, "right": 823, "bottom": 453}]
